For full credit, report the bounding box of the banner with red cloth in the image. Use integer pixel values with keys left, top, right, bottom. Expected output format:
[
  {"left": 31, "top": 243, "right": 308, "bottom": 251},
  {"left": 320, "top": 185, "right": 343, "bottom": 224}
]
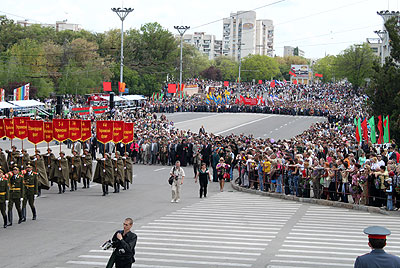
[{"left": 27, "top": 120, "right": 44, "bottom": 145}]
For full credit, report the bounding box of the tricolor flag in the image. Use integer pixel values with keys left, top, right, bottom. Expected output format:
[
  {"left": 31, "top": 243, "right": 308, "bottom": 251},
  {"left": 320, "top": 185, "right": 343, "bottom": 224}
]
[
  {"left": 289, "top": 70, "right": 296, "bottom": 77},
  {"left": 13, "top": 83, "right": 30, "bottom": 101},
  {"left": 0, "top": 88, "right": 4, "bottom": 102}
]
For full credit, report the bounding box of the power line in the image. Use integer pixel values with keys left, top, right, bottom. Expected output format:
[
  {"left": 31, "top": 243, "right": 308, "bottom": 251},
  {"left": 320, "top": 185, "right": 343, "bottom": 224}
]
[
  {"left": 191, "top": 0, "right": 287, "bottom": 30},
  {"left": 0, "top": 10, "right": 46, "bottom": 24}
]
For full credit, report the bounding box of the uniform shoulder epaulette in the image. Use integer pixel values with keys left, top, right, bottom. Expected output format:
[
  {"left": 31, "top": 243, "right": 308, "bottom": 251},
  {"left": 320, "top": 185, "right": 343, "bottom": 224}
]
[
  {"left": 21, "top": 170, "right": 27, "bottom": 175},
  {"left": 33, "top": 172, "right": 38, "bottom": 175}
]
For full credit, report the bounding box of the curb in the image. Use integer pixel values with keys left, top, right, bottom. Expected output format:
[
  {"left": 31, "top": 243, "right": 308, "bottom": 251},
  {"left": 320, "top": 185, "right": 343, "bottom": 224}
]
[{"left": 231, "top": 182, "right": 391, "bottom": 216}]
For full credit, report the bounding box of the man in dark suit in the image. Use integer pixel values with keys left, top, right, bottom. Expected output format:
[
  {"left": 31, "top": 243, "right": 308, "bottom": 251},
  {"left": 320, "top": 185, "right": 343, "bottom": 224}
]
[{"left": 354, "top": 226, "right": 400, "bottom": 268}]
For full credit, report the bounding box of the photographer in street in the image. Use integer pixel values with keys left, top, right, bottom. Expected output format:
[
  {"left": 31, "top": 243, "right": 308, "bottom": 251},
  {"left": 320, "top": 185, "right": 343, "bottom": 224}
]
[{"left": 106, "top": 218, "right": 137, "bottom": 268}]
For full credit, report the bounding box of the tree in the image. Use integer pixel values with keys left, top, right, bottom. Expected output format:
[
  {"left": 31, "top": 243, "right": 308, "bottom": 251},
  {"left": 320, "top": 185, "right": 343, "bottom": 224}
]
[
  {"left": 335, "top": 43, "right": 377, "bottom": 89},
  {"left": 200, "top": 66, "right": 222, "bottom": 80},
  {"left": 367, "top": 17, "right": 400, "bottom": 144},
  {"left": 240, "top": 55, "right": 280, "bottom": 82},
  {"left": 313, "top": 55, "right": 336, "bottom": 82},
  {"left": 214, "top": 56, "right": 238, "bottom": 81}
]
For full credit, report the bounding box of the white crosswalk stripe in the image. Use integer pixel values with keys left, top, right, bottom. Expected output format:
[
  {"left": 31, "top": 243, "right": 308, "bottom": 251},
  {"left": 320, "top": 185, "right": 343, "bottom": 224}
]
[
  {"left": 63, "top": 192, "right": 300, "bottom": 267},
  {"left": 270, "top": 206, "right": 400, "bottom": 267}
]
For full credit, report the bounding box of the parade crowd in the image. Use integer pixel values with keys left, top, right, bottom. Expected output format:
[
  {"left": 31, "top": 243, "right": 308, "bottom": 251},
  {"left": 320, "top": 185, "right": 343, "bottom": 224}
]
[{"left": 1, "top": 81, "right": 399, "bottom": 229}]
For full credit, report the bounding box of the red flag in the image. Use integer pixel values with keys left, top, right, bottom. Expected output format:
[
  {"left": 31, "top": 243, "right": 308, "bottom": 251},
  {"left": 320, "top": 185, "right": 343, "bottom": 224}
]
[
  {"left": 53, "top": 119, "right": 69, "bottom": 142},
  {"left": 14, "top": 117, "right": 29, "bottom": 140},
  {"left": 361, "top": 118, "right": 369, "bottom": 142},
  {"left": 118, "top": 82, "right": 126, "bottom": 93},
  {"left": 69, "top": 119, "right": 82, "bottom": 142},
  {"left": 377, "top": 115, "right": 383, "bottom": 144},
  {"left": 122, "top": 122, "right": 134, "bottom": 144},
  {"left": 315, "top": 73, "right": 323, "bottom": 78},
  {"left": 239, "top": 95, "right": 245, "bottom": 104},
  {"left": 0, "top": 119, "right": 5, "bottom": 139},
  {"left": 168, "top": 84, "right": 177, "bottom": 93},
  {"left": 103, "top": 82, "right": 112, "bottom": 92},
  {"left": 224, "top": 81, "right": 229, "bottom": 87},
  {"left": 270, "top": 80, "right": 276, "bottom": 88},
  {"left": 293, "top": 80, "right": 298, "bottom": 85},
  {"left": 81, "top": 120, "right": 92, "bottom": 142},
  {"left": 44, "top": 122, "right": 53, "bottom": 143},
  {"left": 289, "top": 70, "right": 296, "bottom": 77},
  {"left": 27, "top": 120, "right": 44, "bottom": 145},
  {"left": 96, "top": 120, "right": 113, "bottom": 144},
  {"left": 112, "top": 121, "right": 124, "bottom": 143},
  {"left": 4, "top": 119, "right": 14, "bottom": 139},
  {"left": 258, "top": 80, "right": 262, "bottom": 84}
]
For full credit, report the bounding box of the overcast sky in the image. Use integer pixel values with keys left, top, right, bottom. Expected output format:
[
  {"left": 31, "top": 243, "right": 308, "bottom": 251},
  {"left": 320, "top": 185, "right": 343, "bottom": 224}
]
[{"left": 1, "top": 0, "right": 397, "bottom": 58}]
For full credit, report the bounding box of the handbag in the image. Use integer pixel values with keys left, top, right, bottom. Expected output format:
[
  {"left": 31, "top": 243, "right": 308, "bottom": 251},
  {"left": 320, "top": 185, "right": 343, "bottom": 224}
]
[{"left": 168, "top": 167, "right": 175, "bottom": 185}]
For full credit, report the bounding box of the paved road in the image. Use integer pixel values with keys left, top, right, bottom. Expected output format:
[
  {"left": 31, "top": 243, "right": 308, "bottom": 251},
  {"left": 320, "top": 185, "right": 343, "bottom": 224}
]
[{"left": 0, "top": 113, "right": 399, "bottom": 268}]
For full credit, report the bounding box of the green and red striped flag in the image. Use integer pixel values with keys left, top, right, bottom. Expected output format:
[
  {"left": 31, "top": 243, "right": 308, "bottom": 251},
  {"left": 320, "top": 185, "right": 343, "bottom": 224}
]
[
  {"left": 354, "top": 117, "right": 362, "bottom": 144},
  {"left": 383, "top": 115, "right": 390, "bottom": 143},
  {"left": 368, "top": 116, "right": 376, "bottom": 144}
]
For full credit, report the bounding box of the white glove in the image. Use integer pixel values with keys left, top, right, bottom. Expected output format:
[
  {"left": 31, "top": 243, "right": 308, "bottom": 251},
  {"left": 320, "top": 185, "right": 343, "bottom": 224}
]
[
  {"left": 82, "top": 155, "right": 85, "bottom": 158},
  {"left": 115, "top": 168, "right": 118, "bottom": 171},
  {"left": 113, "top": 158, "right": 117, "bottom": 161},
  {"left": 59, "top": 167, "right": 61, "bottom": 171},
  {"left": 33, "top": 158, "right": 37, "bottom": 161},
  {"left": 34, "top": 195, "right": 37, "bottom": 199},
  {"left": 19, "top": 154, "right": 23, "bottom": 157},
  {"left": 48, "top": 165, "right": 51, "bottom": 168},
  {"left": 5, "top": 200, "right": 8, "bottom": 205},
  {"left": 84, "top": 164, "right": 86, "bottom": 167},
  {"left": 46, "top": 154, "right": 49, "bottom": 156},
  {"left": 103, "top": 169, "right": 106, "bottom": 173},
  {"left": 81, "top": 177, "right": 83, "bottom": 181},
  {"left": 122, "top": 157, "right": 126, "bottom": 160},
  {"left": 71, "top": 165, "right": 74, "bottom": 168},
  {"left": 10, "top": 161, "right": 14, "bottom": 164},
  {"left": 20, "top": 198, "right": 23, "bottom": 201},
  {"left": 57, "top": 157, "right": 61, "bottom": 160},
  {"left": 124, "top": 167, "right": 127, "bottom": 170},
  {"left": 101, "top": 158, "right": 105, "bottom": 161}
]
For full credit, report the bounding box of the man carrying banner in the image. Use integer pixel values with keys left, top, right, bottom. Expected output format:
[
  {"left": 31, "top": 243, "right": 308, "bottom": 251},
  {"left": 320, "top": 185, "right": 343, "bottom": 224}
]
[
  {"left": 81, "top": 149, "right": 93, "bottom": 189},
  {"left": 22, "top": 162, "right": 38, "bottom": 221},
  {"left": 21, "top": 149, "right": 30, "bottom": 170},
  {"left": 113, "top": 151, "right": 124, "bottom": 193},
  {"left": 6, "top": 145, "right": 20, "bottom": 168},
  {"left": 123, "top": 152, "right": 133, "bottom": 190},
  {"left": 67, "top": 150, "right": 82, "bottom": 192},
  {"left": 32, "top": 150, "right": 49, "bottom": 196},
  {"left": 53, "top": 151, "right": 70, "bottom": 194},
  {"left": 93, "top": 153, "right": 114, "bottom": 196},
  {"left": 43, "top": 148, "right": 56, "bottom": 184}
]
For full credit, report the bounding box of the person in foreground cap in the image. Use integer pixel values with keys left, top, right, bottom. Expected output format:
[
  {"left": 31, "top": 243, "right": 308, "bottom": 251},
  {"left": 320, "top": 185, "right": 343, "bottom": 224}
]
[{"left": 354, "top": 226, "right": 400, "bottom": 268}]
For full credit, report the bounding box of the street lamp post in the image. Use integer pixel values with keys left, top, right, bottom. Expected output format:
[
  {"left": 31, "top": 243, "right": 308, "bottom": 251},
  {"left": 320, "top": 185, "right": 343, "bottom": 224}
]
[
  {"left": 112, "top": 7, "right": 134, "bottom": 96},
  {"left": 174, "top": 26, "right": 190, "bottom": 96}
]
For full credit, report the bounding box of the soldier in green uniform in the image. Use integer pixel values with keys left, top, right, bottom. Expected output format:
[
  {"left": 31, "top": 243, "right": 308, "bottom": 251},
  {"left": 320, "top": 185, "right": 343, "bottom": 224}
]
[
  {"left": 6, "top": 145, "right": 20, "bottom": 168},
  {"left": 67, "top": 150, "right": 81, "bottom": 191},
  {"left": 0, "top": 148, "right": 9, "bottom": 173},
  {"left": 22, "top": 163, "right": 38, "bottom": 221},
  {"left": 81, "top": 149, "right": 92, "bottom": 189},
  {"left": 0, "top": 168, "right": 9, "bottom": 228},
  {"left": 113, "top": 151, "right": 124, "bottom": 193},
  {"left": 93, "top": 153, "right": 114, "bottom": 196},
  {"left": 7, "top": 165, "right": 24, "bottom": 226},
  {"left": 21, "top": 149, "right": 30, "bottom": 170},
  {"left": 53, "top": 151, "right": 70, "bottom": 194},
  {"left": 123, "top": 152, "right": 133, "bottom": 190}
]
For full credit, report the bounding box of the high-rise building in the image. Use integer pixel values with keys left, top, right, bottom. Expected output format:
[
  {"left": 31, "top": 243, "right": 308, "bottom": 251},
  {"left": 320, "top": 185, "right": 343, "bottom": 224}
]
[
  {"left": 17, "top": 20, "right": 81, "bottom": 32},
  {"left": 283, "top": 46, "right": 305, "bottom": 57},
  {"left": 179, "top": 32, "right": 222, "bottom": 60},
  {"left": 222, "top": 11, "right": 274, "bottom": 61}
]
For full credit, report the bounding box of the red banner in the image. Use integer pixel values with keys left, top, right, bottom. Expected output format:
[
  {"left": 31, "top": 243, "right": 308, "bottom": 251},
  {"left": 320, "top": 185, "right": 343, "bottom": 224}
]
[
  {"left": 315, "top": 73, "right": 323, "bottom": 78},
  {"left": 168, "top": 84, "right": 177, "bottom": 93},
  {"left": 243, "top": 98, "right": 258, "bottom": 106},
  {"left": 96, "top": 120, "right": 113, "bottom": 144},
  {"left": 0, "top": 119, "right": 5, "bottom": 139},
  {"left": 27, "top": 120, "right": 44, "bottom": 145},
  {"left": 14, "top": 117, "right": 29, "bottom": 140},
  {"left": 122, "top": 122, "right": 134, "bottom": 144},
  {"left": 258, "top": 80, "right": 262, "bottom": 84},
  {"left": 103, "top": 81, "right": 111, "bottom": 92},
  {"left": 112, "top": 121, "right": 124, "bottom": 143},
  {"left": 4, "top": 119, "right": 14, "bottom": 139},
  {"left": 69, "top": 119, "right": 82, "bottom": 142},
  {"left": 53, "top": 119, "right": 69, "bottom": 142},
  {"left": 44, "top": 122, "right": 53, "bottom": 143},
  {"left": 81, "top": 120, "right": 91, "bottom": 142},
  {"left": 223, "top": 81, "right": 229, "bottom": 87}
]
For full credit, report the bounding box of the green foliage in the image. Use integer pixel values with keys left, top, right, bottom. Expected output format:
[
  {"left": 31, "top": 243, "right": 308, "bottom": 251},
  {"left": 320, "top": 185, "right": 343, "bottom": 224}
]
[
  {"left": 214, "top": 56, "right": 238, "bottom": 81},
  {"left": 313, "top": 55, "right": 336, "bottom": 82},
  {"left": 334, "top": 43, "right": 377, "bottom": 89},
  {"left": 367, "top": 17, "right": 400, "bottom": 144},
  {"left": 241, "top": 55, "right": 280, "bottom": 82}
]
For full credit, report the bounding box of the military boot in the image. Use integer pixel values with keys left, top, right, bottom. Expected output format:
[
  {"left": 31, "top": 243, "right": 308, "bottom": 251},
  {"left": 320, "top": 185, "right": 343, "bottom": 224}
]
[
  {"left": 32, "top": 207, "right": 36, "bottom": 220},
  {"left": 58, "top": 184, "right": 62, "bottom": 194},
  {"left": 21, "top": 207, "right": 26, "bottom": 222},
  {"left": 3, "top": 215, "right": 7, "bottom": 228},
  {"left": 17, "top": 210, "right": 23, "bottom": 224},
  {"left": 7, "top": 210, "right": 12, "bottom": 226}
]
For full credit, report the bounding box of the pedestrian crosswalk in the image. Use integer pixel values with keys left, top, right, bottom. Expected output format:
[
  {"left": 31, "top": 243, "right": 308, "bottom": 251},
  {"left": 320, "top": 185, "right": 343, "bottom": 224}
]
[
  {"left": 268, "top": 206, "right": 400, "bottom": 268},
  {"left": 64, "top": 192, "right": 302, "bottom": 268}
]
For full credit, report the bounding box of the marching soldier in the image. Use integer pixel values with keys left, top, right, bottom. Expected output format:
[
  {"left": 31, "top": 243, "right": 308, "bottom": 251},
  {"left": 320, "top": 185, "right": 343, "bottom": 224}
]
[
  {"left": 53, "top": 151, "right": 70, "bottom": 194},
  {"left": 21, "top": 149, "right": 30, "bottom": 169},
  {"left": 43, "top": 148, "right": 56, "bottom": 185},
  {"left": 32, "top": 150, "right": 50, "bottom": 196},
  {"left": 22, "top": 162, "right": 38, "bottom": 221},
  {"left": 113, "top": 151, "right": 124, "bottom": 193},
  {"left": 93, "top": 153, "right": 114, "bottom": 196},
  {"left": 0, "top": 148, "right": 9, "bottom": 173},
  {"left": 0, "top": 168, "right": 9, "bottom": 228},
  {"left": 81, "top": 149, "right": 93, "bottom": 189},
  {"left": 123, "top": 152, "right": 133, "bottom": 190},
  {"left": 7, "top": 165, "right": 24, "bottom": 225},
  {"left": 67, "top": 150, "right": 82, "bottom": 192},
  {"left": 6, "top": 145, "right": 20, "bottom": 168}
]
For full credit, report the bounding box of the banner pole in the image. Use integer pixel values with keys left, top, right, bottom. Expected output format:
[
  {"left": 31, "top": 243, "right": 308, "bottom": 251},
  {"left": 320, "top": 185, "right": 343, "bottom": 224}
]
[{"left": 35, "top": 144, "right": 37, "bottom": 172}]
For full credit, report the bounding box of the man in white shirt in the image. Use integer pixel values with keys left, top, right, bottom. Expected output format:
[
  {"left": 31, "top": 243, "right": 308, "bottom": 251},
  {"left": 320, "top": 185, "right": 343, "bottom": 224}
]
[{"left": 170, "top": 161, "right": 185, "bottom": 203}]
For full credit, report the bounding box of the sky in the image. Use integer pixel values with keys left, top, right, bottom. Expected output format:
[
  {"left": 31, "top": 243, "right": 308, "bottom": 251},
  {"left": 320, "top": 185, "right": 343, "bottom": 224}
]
[{"left": 0, "top": 0, "right": 398, "bottom": 58}]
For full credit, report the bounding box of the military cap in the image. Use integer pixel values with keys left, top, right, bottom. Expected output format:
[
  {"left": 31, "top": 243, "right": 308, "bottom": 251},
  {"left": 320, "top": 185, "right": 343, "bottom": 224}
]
[
  {"left": 60, "top": 151, "right": 65, "bottom": 155},
  {"left": 12, "top": 145, "right": 17, "bottom": 149},
  {"left": 363, "top": 226, "right": 391, "bottom": 239},
  {"left": 35, "top": 149, "right": 41, "bottom": 154},
  {"left": 84, "top": 148, "right": 89, "bottom": 152},
  {"left": 26, "top": 162, "right": 33, "bottom": 168},
  {"left": 12, "top": 165, "right": 19, "bottom": 170}
]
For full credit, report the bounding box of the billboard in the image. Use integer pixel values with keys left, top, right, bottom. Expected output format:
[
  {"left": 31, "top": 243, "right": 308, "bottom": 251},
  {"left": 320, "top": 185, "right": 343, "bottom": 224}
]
[{"left": 291, "top": 65, "right": 309, "bottom": 79}]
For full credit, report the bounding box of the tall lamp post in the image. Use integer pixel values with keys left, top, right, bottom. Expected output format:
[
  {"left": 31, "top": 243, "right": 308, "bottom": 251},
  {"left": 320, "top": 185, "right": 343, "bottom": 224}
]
[
  {"left": 112, "top": 7, "right": 134, "bottom": 96},
  {"left": 174, "top": 26, "right": 190, "bottom": 96}
]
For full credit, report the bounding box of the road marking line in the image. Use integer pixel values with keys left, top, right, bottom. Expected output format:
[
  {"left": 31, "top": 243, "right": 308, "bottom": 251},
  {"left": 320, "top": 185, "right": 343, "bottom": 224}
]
[
  {"left": 154, "top": 167, "right": 169, "bottom": 172},
  {"left": 160, "top": 215, "right": 285, "bottom": 225},
  {"left": 137, "top": 241, "right": 266, "bottom": 250},
  {"left": 90, "top": 248, "right": 262, "bottom": 256},
  {"left": 279, "top": 249, "right": 364, "bottom": 255},
  {"left": 141, "top": 225, "right": 280, "bottom": 233},
  {"left": 136, "top": 229, "right": 278, "bottom": 238},
  {"left": 138, "top": 236, "right": 270, "bottom": 246},
  {"left": 135, "top": 257, "right": 253, "bottom": 267},
  {"left": 215, "top": 115, "right": 272, "bottom": 135},
  {"left": 174, "top": 114, "right": 221, "bottom": 125},
  {"left": 275, "top": 254, "right": 355, "bottom": 261},
  {"left": 136, "top": 232, "right": 274, "bottom": 241},
  {"left": 270, "top": 260, "right": 353, "bottom": 267}
]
